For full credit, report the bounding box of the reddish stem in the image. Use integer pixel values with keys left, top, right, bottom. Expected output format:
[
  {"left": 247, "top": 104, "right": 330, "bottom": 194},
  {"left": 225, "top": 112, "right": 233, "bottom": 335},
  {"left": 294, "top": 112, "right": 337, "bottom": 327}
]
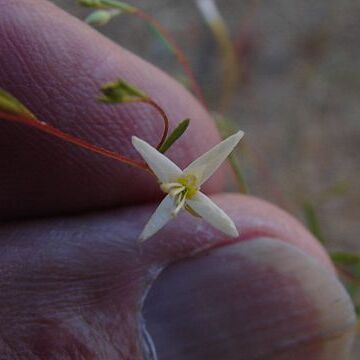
[
  {"left": 143, "top": 98, "right": 169, "bottom": 149},
  {"left": 134, "top": 9, "right": 208, "bottom": 109},
  {"left": 0, "top": 111, "right": 150, "bottom": 171}
]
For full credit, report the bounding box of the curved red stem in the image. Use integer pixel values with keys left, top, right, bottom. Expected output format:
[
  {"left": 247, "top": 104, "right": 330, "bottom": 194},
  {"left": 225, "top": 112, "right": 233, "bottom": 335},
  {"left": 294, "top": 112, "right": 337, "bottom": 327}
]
[
  {"left": 134, "top": 9, "right": 208, "bottom": 109},
  {"left": 0, "top": 111, "right": 149, "bottom": 171},
  {"left": 142, "top": 98, "right": 169, "bottom": 149}
]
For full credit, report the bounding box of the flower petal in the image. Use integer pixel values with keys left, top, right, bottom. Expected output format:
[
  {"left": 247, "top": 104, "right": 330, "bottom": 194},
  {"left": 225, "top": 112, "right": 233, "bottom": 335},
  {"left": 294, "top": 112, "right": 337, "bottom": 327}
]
[
  {"left": 183, "top": 130, "right": 244, "bottom": 185},
  {"left": 139, "top": 195, "right": 175, "bottom": 241},
  {"left": 186, "top": 192, "right": 239, "bottom": 237},
  {"left": 132, "top": 136, "right": 182, "bottom": 183}
]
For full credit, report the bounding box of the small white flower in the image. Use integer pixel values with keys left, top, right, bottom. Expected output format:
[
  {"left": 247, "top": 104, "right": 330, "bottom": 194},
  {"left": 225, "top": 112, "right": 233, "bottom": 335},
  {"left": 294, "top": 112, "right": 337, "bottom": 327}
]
[{"left": 132, "top": 130, "right": 244, "bottom": 241}]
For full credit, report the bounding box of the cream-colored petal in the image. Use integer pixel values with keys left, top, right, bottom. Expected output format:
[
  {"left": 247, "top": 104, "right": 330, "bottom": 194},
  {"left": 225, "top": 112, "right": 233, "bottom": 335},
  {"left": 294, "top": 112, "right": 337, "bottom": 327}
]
[
  {"left": 132, "top": 136, "right": 182, "bottom": 183},
  {"left": 186, "top": 192, "right": 238, "bottom": 237},
  {"left": 183, "top": 130, "right": 244, "bottom": 185},
  {"left": 139, "top": 195, "right": 175, "bottom": 241}
]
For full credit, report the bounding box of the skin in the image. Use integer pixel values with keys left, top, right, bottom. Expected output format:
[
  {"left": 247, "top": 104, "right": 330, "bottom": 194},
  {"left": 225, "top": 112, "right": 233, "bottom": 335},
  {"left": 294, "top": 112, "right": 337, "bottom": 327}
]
[{"left": 0, "top": 1, "right": 356, "bottom": 359}]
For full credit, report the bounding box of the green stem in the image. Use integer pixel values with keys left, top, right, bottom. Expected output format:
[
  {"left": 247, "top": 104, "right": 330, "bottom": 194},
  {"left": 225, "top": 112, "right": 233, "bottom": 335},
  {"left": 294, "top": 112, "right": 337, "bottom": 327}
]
[{"left": 228, "top": 153, "right": 249, "bottom": 194}]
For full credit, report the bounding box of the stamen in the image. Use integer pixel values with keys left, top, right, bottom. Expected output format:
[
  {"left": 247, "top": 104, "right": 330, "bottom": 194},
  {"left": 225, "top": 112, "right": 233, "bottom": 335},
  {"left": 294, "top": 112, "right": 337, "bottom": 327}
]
[
  {"left": 172, "top": 191, "right": 187, "bottom": 217},
  {"left": 176, "top": 174, "right": 200, "bottom": 199},
  {"left": 161, "top": 174, "right": 200, "bottom": 218},
  {"left": 160, "top": 182, "right": 183, "bottom": 193},
  {"left": 169, "top": 186, "right": 186, "bottom": 197}
]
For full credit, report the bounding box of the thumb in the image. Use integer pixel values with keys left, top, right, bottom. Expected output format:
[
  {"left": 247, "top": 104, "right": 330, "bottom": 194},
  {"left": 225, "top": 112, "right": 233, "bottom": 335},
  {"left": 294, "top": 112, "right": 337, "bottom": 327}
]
[
  {"left": 145, "top": 238, "right": 355, "bottom": 359},
  {"left": 143, "top": 194, "right": 356, "bottom": 359},
  {"left": 1, "top": 193, "right": 354, "bottom": 359}
]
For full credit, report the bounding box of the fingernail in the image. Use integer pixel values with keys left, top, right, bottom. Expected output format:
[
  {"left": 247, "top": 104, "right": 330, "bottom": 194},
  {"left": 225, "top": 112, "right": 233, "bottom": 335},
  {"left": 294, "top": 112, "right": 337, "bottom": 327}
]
[{"left": 142, "top": 237, "right": 356, "bottom": 359}]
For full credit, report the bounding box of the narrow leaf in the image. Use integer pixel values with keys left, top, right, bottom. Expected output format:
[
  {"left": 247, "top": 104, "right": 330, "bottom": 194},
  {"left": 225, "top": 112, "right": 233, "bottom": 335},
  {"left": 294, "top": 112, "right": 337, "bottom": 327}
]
[
  {"left": 228, "top": 153, "right": 249, "bottom": 194},
  {"left": 303, "top": 201, "right": 325, "bottom": 243},
  {"left": 99, "top": 79, "right": 147, "bottom": 103},
  {"left": 355, "top": 304, "right": 360, "bottom": 316},
  {"left": 101, "top": 0, "right": 136, "bottom": 12},
  {"left": 330, "top": 253, "right": 360, "bottom": 322},
  {"left": 331, "top": 252, "right": 360, "bottom": 286},
  {"left": 214, "top": 113, "right": 248, "bottom": 193},
  {"left": 0, "top": 88, "right": 35, "bottom": 118},
  {"left": 159, "top": 118, "right": 190, "bottom": 153},
  {"left": 331, "top": 252, "right": 360, "bottom": 266},
  {"left": 86, "top": 9, "right": 121, "bottom": 26},
  {"left": 79, "top": 0, "right": 135, "bottom": 13},
  {"left": 78, "top": 0, "right": 106, "bottom": 8}
]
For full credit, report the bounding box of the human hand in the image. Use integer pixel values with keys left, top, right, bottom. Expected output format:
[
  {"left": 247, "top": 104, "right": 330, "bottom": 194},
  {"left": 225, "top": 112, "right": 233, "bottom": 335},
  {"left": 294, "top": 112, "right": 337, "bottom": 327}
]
[{"left": 0, "top": 1, "right": 356, "bottom": 358}]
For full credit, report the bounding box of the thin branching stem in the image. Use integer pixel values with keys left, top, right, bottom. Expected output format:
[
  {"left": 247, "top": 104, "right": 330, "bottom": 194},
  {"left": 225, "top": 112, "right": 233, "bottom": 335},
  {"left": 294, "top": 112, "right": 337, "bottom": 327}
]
[
  {"left": 90, "top": 0, "right": 207, "bottom": 105},
  {"left": 143, "top": 98, "right": 169, "bottom": 149},
  {"left": 0, "top": 111, "right": 150, "bottom": 171},
  {"left": 131, "top": 8, "right": 208, "bottom": 108}
]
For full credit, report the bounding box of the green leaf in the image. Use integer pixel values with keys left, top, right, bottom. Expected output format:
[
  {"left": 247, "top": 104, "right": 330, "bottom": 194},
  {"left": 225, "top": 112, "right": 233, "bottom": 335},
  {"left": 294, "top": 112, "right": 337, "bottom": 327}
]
[
  {"left": 78, "top": 0, "right": 105, "bottom": 8},
  {"left": 100, "top": 0, "right": 135, "bottom": 13},
  {"left": 99, "top": 79, "right": 147, "bottom": 103},
  {"left": 331, "top": 252, "right": 360, "bottom": 266},
  {"left": 344, "top": 281, "right": 358, "bottom": 298},
  {"left": 228, "top": 153, "right": 249, "bottom": 194},
  {"left": 331, "top": 251, "right": 360, "bottom": 281},
  {"left": 159, "top": 118, "right": 190, "bottom": 154},
  {"left": 355, "top": 304, "right": 360, "bottom": 316},
  {"left": 331, "top": 251, "right": 360, "bottom": 321},
  {"left": 303, "top": 201, "right": 325, "bottom": 244},
  {"left": 0, "top": 88, "right": 35, "bottom": 118},
  {"left": 79, "top": 0, "right": 135, "bottom": 12},
  {"left": 85, "top": 9, "right": 121, "bottom": 26}
]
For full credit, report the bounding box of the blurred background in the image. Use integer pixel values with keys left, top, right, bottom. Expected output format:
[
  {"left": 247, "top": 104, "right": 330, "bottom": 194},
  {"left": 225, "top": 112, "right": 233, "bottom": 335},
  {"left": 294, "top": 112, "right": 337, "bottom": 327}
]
[{"left": 52, "top": 0, "right": 359, "bottom": 353}]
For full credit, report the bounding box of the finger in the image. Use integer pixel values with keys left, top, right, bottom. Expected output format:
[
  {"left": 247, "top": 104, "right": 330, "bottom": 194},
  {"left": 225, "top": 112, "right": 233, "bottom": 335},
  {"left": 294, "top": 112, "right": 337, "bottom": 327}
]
[
  {"left": 0, "top": 194, "right": 355, "bottom": 358},
  {"left": 145, "top": 239, "right": 355, "bottom": 360},
  {"left": 0, "top": 0, "right": 223, "bottom": 220}
]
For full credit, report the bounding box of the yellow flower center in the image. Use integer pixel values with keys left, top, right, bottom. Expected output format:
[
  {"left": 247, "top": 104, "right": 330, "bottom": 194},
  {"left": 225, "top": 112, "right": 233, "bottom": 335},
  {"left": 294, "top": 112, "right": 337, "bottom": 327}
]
[{"left": 160, "top": 174, "right": 200, "bottom": 217}]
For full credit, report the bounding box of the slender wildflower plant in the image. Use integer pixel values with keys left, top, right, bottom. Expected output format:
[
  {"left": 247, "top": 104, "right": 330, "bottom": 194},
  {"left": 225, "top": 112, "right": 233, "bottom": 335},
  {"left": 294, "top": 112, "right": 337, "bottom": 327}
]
[
  {"left": 0, "top": 80, "right": 244, "bottom": 241},
  {"left": 2, "top": 1, "right": 359, "bottom": 315},
  {"left": 79, "top": 0, "right": 207, "bottom": 106}
]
